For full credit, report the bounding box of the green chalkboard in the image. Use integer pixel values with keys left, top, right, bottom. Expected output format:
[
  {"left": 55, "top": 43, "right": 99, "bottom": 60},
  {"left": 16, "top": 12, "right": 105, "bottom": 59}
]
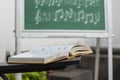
[{"left": 24, "top": 0, "right": 105, "bottom": 30}]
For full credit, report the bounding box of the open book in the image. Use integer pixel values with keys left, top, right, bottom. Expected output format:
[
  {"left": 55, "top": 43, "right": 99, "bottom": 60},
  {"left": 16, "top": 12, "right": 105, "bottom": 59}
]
[{"left": 8, "top": 45, "right": 93, "bottom": 64}]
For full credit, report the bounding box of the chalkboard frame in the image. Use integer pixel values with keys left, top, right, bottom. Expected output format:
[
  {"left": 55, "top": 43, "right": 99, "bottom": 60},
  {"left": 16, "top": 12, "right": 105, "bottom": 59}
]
[{"left": 18, "top": 0, "right": 110, "bottom": 37}]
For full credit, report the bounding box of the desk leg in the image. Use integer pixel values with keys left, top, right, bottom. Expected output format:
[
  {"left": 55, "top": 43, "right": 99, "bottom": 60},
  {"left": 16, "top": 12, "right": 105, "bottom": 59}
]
[
  {"left": 94, "top": 38, "right": 100, "bottom": 80},
  {"left": 108, "top": 37, "right": 113, "bottom": 80},
  {"left": 0, "top": 74, "right": 8, "bottom": 80}
]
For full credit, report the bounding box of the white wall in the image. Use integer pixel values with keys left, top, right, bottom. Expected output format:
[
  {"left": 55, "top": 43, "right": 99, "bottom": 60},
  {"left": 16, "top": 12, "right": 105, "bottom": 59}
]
[
  {"left": 0, "top": 0, "right": 120, "bottom": 63},
  {"left": 0, "top": 0, "right": 15, "bottom": 62},
  {"left": 112, "top": 0, "right": 120, "bottom": 48}
]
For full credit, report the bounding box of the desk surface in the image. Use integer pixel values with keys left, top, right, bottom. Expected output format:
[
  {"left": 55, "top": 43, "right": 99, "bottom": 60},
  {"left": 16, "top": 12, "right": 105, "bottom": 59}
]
[{"left": 0, "top": 59, "right": 80, "bottom": 74}]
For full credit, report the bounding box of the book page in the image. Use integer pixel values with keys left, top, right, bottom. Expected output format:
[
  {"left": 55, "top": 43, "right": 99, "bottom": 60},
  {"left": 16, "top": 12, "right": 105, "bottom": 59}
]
[
  {"left": 70, "top": 45, "right": 93, "bottom": 56},
  {"left": 12, "top": 45, "right": 74, "bottom": 58}
]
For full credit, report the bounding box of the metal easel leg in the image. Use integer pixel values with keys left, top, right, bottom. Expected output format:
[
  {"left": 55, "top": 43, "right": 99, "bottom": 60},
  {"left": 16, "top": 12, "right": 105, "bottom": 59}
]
[
  {"left": 94, "top": 38, "right": 100, "bottom": 80},
  {"left": 108, "top": 37, "right": 113, "bottom": 80},
  {"left": 15, "top": 0, "right": 22, "bottom": 80}
]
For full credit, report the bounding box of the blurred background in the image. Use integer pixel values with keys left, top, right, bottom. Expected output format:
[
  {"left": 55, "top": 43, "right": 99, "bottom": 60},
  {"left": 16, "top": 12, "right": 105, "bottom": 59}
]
[{"left": 0, "top": 0, "right": 120, "bottom": 80}]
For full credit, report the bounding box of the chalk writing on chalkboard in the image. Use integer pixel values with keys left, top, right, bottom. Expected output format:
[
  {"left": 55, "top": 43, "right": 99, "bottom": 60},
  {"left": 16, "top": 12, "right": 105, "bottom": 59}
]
[
  {"left": 35, "top": 0, "right": 99, "bottom": 8},
  {"left": 34, "top": 0, "right": 100, "bottom": 25}
]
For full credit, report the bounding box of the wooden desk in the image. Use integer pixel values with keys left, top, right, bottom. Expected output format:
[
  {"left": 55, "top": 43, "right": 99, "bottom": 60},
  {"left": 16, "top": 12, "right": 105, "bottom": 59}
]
[{"left": 0, "top": 59, "right": 80, "bottom": 80}]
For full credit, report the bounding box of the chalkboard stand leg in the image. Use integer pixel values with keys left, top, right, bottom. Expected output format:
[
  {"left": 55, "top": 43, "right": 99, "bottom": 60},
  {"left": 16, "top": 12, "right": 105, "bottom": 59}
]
[
  {"left": 15, "top": 73, "right": 22, "bottom": 80},
  {"left": 108, "top": 37, "right": 113, "bottom": 80},
  {"left": 15, "top": 0, "right": 22, "bottom": 80},
  {"left": 94, "top": 37, "right": 113, "bottom": 80},
  {"left": 94, "top": 38, "right": 100, "bottom": 80}
]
